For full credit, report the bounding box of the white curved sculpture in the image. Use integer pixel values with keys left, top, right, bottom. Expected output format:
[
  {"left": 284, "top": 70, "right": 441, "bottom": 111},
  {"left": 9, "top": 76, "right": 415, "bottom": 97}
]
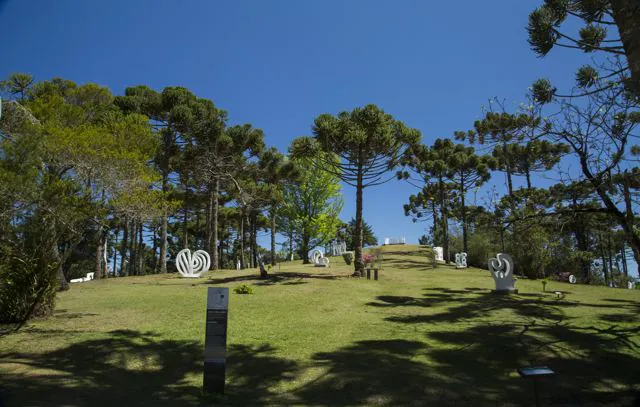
[
  {"left": 455, "top": 252, "right": 467, "bottom": 269},
  {"left": 569, "top": 274, "right": 577, "bottom": 284},
  {"left": 176, "top": 249, "right": 210, "bottom": 278},
  {"left": 311, "top": 249, "right": 329, "bottom": 267},
  {"left": 488, "top": 253, "right": 516, "bottom": 293}
]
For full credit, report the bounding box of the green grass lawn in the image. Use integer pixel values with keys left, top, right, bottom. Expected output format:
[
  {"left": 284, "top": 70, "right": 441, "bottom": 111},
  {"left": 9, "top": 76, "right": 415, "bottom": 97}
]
[{"left": 1, "top": 245, "right": 639, "bottom": 406}]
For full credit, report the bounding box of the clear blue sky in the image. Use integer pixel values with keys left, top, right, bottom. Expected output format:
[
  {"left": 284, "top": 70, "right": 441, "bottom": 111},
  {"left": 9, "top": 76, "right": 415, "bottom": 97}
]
[{"left": 4, "top": 1, "right": 632, "bottom": 274}]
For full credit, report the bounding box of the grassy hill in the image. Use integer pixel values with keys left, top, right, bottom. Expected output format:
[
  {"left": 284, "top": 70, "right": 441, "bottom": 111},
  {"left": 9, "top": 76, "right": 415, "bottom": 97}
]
[{"left": 1, "top": 245, "right": 639, "bottom": 406}]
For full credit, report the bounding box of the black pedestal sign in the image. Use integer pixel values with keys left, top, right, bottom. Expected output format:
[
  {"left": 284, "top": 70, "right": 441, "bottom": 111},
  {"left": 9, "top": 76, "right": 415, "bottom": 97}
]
[{"left": 203, "top": 287, "right": 229, "bottom": 394}]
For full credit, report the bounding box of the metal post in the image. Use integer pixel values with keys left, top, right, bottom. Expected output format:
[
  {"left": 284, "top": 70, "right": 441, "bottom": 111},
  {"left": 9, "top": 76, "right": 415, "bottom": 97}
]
[{"left": 374, "top": 269, "right": 379, "bottom": 280}]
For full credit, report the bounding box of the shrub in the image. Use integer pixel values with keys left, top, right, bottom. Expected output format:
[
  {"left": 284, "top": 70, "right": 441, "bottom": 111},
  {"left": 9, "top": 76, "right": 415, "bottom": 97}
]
[
  {"left": 0, "top": 247, "right": 59, "bottom": 323},
  {"left": 342, "top": 251, "right": 354, "bottom": 265},
  {"left": 234, "top": 284, "right": 254, "bottom": 294},
  {"left": 363, "top": 253, "right": 375, "bottom": 265}
]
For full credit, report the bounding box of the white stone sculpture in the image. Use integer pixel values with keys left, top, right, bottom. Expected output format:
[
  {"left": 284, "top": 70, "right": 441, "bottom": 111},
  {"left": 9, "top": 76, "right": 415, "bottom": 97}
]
[
  {"left": 176, "top": 249, "right": 210, "bottom": 278},
  {"left": 70, "top": 272, "right": 95, "bottom": 283},
  {"left": 311, "top": 249, "right": 329, "bottom": 267},
  {"left": 569, "top": 274, "right": 577, "bottom": 284},
  {"left": 488, "top": 253, "right": 517, "bottom": 293},
  {"left": 327, "top": 241, "right": 347, "bottom": 256},
  {"left": 433, "top": 247, "right": 444, "bottom": 262},
  {"left": 236, "top": 260, "right": 241, "bottom": 271},
  {"left": 628, "top": 281, "right": 635, "bottom": 290},
  {"left": 455, "top": 252, "right": 467, "bottom": 269}
]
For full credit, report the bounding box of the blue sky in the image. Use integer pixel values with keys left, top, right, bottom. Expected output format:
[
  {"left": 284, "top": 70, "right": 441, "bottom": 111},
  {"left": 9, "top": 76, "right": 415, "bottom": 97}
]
[{"left": 2, "top": 1, "right": 632, "bottom": 274}]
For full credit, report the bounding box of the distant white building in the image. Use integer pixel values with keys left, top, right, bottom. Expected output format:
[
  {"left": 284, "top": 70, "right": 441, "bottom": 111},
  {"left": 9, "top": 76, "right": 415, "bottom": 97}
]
[{"left": 384, "top": 236, "right": 406, "bottom": 245}]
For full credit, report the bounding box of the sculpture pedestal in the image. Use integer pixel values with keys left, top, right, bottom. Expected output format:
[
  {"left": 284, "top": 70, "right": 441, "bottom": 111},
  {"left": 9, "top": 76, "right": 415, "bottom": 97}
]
[{"left": 491, "top": 289, "right": 519, "bottom": 295}]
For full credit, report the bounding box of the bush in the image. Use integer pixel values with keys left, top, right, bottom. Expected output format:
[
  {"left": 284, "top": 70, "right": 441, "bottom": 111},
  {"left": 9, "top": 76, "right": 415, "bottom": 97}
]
[
  {"left": 234, "top": 284, "right": 254, "bottom": 294},
  {"left": 0, "top": 248, "right": 59, "bottom": 323},
  {"left": 342, "top": 251, "right": 354, "bottom": 265}
]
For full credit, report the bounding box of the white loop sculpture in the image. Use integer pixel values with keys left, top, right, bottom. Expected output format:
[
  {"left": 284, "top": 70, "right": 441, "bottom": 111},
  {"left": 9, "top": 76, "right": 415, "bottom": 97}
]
[
  {"left": 488, "top": 253, "right": 516, "bottom": 293},
  {"left": 176, "top": 249, "right": 210, "bottom": 278},
  {"left": 455, "top": 252, "right": 467, "bottom": 269},
  {"left": 311, "top": 249, "right": 329, "bottom": 267},
  {"left": 569, "top": 274, "right": 577, "bottom": 284}
]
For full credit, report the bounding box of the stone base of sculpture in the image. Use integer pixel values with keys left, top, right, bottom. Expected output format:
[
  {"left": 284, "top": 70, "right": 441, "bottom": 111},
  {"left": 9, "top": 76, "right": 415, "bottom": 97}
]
[{"left": 491, "top": 288, "right": 519, "bottom": 295}]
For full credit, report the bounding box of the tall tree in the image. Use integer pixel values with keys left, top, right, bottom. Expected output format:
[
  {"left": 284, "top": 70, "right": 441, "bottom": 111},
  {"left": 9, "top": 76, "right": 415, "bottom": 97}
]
[
  {"left": 279, "top": 155, "right": 343, "bottom": 264},
  {"left": 292, "top": 104, "right": 420, "bottom": 276},
  {"left": 527, "top": 0, "right": 640, "bottom": 98},
  {"left": 344, "top": 218, "right": 378, "bottom": 250},
  {"left": 445, "top": 141, "right": 493, "bottom": 253}
]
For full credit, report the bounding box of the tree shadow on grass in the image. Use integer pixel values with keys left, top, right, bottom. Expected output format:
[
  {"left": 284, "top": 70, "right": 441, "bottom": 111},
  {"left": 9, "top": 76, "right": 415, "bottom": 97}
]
[
  {"left": 0, "top": 331, "right": 304, "bottom": 407},
  {"left": 204, "top": 272, "right": 340, "bottom": 287},
  {"left": 0, "top": 329, "right": 203, "bottom": 407},
  {"left": 368, "top": 289, "right": 566, "bottom": 322},
  {"left": 293, "top": 339, "right": 468, "bottom": 406},
  {"left": 382, "top": 258, "right": 433, "bottom": 270},
  {"left": 364, "top": 288, "right": 640, "bottom": 405}
]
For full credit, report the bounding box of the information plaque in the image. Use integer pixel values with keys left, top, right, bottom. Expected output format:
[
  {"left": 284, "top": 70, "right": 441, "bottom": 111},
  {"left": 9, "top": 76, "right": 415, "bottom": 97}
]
[{"left": 203, "top": 287, "right": 229, "bottom": 394}]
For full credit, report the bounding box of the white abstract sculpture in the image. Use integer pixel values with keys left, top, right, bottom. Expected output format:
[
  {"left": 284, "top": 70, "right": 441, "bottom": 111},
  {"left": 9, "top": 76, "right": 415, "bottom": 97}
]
[
  {"left": 236, "top": 260, "right": 241, "bottom": 271},
  {"left": 433, "top": 247, "right": 444, "bottom": 262},
  {"left": 628, "top": 281, "right": 635, "bottom": 290},
  {"left": 311, "top": 249, "right": 329, "bottom": 267},
  {"left": 70, "top": 272, "right": 95, "bottom": 283},
  {"left": 488, "top": 253, "right": 517, "bottom": 293},
  {"left": 569, "top": 274, "right": 577, "bottom": 284},
  {"left": 455, "top": 252, "right": 467, "bottom": 269},
  {"left": 176, "top": 249, "right": 210, "bottom": 278}
]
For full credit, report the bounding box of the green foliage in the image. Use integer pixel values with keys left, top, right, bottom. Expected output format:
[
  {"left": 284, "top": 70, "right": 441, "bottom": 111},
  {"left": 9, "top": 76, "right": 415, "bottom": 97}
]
[
  {"left": 278, "top": 155, "right": 343, "bottom": 262},
  {"left": 293, "top": 104, "right": 420, "bottom": 275},
  {"left": 342, "top": 251, "right": 354, "bottom": 265},
  {"left": 344, "top": 218, "right": 378, "bottom": 249},
  {"left": 233, "top": 284, "right": 254, "bottom": 294}
]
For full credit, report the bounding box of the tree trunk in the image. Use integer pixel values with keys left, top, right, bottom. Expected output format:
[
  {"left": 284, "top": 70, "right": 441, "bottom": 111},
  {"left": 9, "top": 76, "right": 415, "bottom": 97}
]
[
  {"left": 460, "top": 179, "right": 468, "bottom": 254},
  {"left": 301, "top": 232, "right": 310, "bottom": 264},
  {"left": 621, "top": 244, "right": 629, "bottom": 276},
  {"left": 270, "top": 205, "right": 277, "bottom": 266},
  {"left": 610, "top": 0, "right": 640, "bottom": 98},
  {"left": 251, "top": 211, "right": 258, "bottom": 268},
  {"left": 112, "top": 227, "right": 119, "bottom": 276},
  {"left": 130, "top": 219, "right": 137, "bottom": 276},
  {"left": 431, "top": 200, "right": 439, "bottom": 246},
  {"left": 138, "top": 223, "right": 144, "bottom": 274},
  {"left": 121, "top": 216, "right": 129, "bottom": 276},
  {"left": 289, "top": 224, "right": 294, "bottom": 261},
  {"left": 353, "top": 156, "right": 365, "bottom": 276},
  {"left": 525, "top": 166, "right": 532, "bottom": 190},
  {"left": 152, "top": 223, "right": 158, "bottom": 272},
  {"left": 95, "top": 232, "right": 103, "bottom": 279},
  {"left": 159, "top": 175, "right": 169, "bottom": 274},
  {"left": 212, "top": 177, "right": 220, "bottom": 270},
  {"left": 183, "top": 185, "right": 189, "bottom": 249},
  {"left": 239, "top": 213, "right": 245, "bottom": 269},
  {"left": 439, "top": 176, "right": 450, "bottom": 264}
]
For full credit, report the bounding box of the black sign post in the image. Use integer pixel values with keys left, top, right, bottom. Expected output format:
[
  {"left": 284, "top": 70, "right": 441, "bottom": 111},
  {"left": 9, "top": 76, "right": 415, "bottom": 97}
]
[{"left": 203, "top": 287, "right": 229, "bottom": 394}]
